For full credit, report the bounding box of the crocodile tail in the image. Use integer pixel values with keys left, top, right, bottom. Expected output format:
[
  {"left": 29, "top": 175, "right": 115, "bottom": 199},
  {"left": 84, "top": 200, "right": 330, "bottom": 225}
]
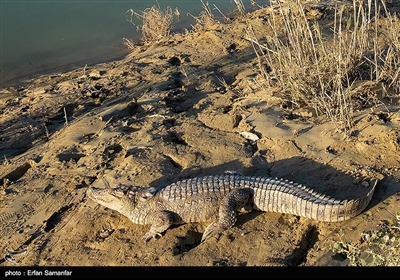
[
  {"left": 251, "top": 178, "right": 378, "bottom": 222},
  {"left": 309, "top": 179, "right": 378, "bottom": 222}
]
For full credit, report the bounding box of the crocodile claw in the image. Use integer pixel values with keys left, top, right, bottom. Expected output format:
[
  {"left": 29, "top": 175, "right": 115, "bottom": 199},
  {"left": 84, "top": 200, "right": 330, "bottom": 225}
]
[
  {"left": 142, "top": 232, "right": 162, "bottom": 243},
  {"left": 201, "top": 221, "right": 226, "bottom": 242}
]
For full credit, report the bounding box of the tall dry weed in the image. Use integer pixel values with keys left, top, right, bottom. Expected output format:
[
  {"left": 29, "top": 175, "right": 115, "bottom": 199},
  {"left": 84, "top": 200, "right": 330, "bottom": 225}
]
[
  {"left": 187, "top": 0, "right": 220, "bottom": 32},
  {"left": 126, "top": 4, "right": 174, "bottom": 44},
  {"left": 233, "top": 0, "right": 247, "bottom": 16},
  {"left": 370, "top": 1, "right": 400, "bottom": 94},
  {"left": 247, "top": 0, "right": 374, "bottom": 132}
]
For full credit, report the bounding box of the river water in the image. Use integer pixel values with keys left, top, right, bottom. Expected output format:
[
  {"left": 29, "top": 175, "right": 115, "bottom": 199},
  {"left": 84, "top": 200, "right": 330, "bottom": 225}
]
[{"left": 0, "top": 0, "right": 270, "bottom": 88}]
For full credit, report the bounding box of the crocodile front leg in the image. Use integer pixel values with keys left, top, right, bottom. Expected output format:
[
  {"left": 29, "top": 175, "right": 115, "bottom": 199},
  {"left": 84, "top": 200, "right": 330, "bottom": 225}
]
[
  {"left": 142, "top": 210, "right": 182, "bottom": 242},
  {"left": 201, "top": 188, "right": 251, "bottom": 242}
]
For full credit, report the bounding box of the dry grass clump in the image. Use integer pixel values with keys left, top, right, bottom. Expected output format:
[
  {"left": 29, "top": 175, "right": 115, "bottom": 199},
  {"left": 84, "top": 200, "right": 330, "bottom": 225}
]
[
  {"left": 126, "top": 4, "right": 174, "bottom": 44},
  {"left": 247, "top": 0, "right": 371, "bottom": 132},
  {"left": 246, "top": 0, "right": 400, "bottom": 133},
  {"left": 372, "top": 7, "right": 400, "bottom": 93},
  {"left": 187, "top": 0, "right": 220, "bottom": 32},
  {"left": 331, "top": 212, "right": 400, "bottom": 266}
]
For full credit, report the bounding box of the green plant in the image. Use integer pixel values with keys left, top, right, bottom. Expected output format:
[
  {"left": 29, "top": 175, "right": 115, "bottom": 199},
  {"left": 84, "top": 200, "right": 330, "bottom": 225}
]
[{"left": 331, "top": 212, "right": 400, "bottom": 266}]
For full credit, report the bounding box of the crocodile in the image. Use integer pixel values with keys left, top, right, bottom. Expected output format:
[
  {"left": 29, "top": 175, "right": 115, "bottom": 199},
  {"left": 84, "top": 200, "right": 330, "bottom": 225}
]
[{"left": 86, "top": 174, "right": 377, "bottom": 242}]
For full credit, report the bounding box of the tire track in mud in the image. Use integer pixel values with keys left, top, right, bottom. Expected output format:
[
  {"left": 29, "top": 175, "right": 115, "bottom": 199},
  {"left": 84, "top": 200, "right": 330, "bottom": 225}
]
[
  {"left": 0, "top": 174, "right": 81, "bottom": 233},
  {"left": 0, "top": 191, "right": 53, "bottom": 235},
  {"left": 0, "top": 190, "right": 87, "bottom": 266}
]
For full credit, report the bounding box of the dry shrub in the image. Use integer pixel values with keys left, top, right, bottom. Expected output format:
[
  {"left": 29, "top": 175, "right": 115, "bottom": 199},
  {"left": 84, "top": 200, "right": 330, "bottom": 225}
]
[
  {"left": 247, "top": 0, "right": 373, "bottom": 132},
  {"left": 372, "top": 3, "right": 400, "bottom": 93},
  {"left": 188, "top": 0, "right": 220, "bottom": 32},
  {"left": 246, "top": 0, "right": 400, "bottom": 134},
  {"left": 126, "top": 4, "right": 174, "bottom": 44}
]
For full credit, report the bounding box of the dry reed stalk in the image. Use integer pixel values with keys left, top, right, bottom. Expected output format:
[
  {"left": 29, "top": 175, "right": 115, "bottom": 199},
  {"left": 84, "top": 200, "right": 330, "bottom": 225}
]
[
  {"left": 369, "top": 0, "right": 400, "bottom": 93},
  {"left": 233, "top": 0, "right": 246, "bottom": 16},
  {"left": 246, "top": 0, "right": 376, "bottom": 133},
  {"left": 188, "top": 0, "right": 219, "bottom": 31}
]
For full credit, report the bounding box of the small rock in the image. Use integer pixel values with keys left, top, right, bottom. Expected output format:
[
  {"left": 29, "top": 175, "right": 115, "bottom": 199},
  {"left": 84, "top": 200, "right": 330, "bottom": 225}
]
[
  {"left": 361, "top": 181, "right": 369, "bottom": 188},
  {"left": 239, "top": 131, "right": 259, "bottom": 141}
]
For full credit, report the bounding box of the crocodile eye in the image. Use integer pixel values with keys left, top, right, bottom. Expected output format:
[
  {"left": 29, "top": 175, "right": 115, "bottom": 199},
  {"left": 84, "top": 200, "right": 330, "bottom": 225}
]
[
  {"left": 113, "top": 189, "right": 124, "bottom": 197},
  {"left": 141, "top": 187, "right": 157, "bottom": 199},
  {"left": 126, "top": 191, "right": 135, "bottom": 200}
]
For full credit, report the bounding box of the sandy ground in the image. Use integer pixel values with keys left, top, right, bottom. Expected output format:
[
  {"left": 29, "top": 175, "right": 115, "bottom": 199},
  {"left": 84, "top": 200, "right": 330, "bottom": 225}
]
[{"left": 1, "top": 2, "right": 400, "bottom": 268}]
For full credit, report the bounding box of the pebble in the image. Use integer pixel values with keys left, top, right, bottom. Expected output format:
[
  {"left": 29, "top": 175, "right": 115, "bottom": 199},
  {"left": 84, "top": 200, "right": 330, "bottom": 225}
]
[
  {"left": 361, "top": 181, "right": 369, "bottom": 188},
  {"left": 239, "top": 131, "right": 259, "bottom": 141}
]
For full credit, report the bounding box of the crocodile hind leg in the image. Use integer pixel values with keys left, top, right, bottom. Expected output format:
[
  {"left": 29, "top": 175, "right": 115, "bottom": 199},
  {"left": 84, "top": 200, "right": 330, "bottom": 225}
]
[
  {"left": 201, "top": 188, "right": 251, "bottom": 242},
  {"left": 142, "top": 210, "right": 183, "bottom": 242}
]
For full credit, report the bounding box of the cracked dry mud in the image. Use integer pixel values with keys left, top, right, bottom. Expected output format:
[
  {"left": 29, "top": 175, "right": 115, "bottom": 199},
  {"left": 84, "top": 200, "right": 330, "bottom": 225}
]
[{"left": 1, "top": 3, "right": 400, "bottom": 267}]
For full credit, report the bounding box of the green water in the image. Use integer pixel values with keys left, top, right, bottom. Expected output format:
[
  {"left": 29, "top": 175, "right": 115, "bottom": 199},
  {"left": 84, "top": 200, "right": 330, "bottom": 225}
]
[{"left": 0, "top": 0, "right": 270, "bottom": 88}]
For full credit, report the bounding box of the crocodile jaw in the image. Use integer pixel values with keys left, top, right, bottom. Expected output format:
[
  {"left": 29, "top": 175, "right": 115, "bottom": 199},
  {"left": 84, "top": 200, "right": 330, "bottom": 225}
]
[{"left": 86, "top": 187, "right": 127, "bottom": 213}]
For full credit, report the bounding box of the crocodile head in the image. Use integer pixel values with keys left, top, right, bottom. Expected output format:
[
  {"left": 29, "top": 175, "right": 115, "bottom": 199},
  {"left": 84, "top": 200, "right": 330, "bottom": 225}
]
[
  {"left": 87, "top": 184, "right": 130, "bottom": 212},
  {"left": 86, "top": 183, "right": 157, "bottom": 214}
]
